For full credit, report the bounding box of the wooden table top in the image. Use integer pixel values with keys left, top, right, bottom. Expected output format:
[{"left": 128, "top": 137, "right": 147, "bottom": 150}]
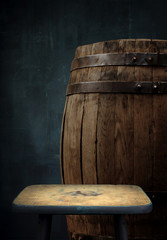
[{"left": 12, "top": 184, "right": 152, "bottom": 215}]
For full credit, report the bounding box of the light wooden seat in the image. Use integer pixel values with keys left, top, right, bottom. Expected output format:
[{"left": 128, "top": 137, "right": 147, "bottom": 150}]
[{"left": 12, "top": 184, "right": 152, "bottom": 240}]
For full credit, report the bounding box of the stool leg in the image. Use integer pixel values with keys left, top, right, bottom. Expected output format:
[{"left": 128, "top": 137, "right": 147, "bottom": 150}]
[
  {"left": 37, "top": 214, "right": 52, "bottom": 240},
  {"left": 114, "top": 215, "right": 128, "bottom": 240}
]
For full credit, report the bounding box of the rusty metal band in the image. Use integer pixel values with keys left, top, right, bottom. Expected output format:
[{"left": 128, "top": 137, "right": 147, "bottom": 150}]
[
  {"left": 71, "top": 52, "right": 167, "bottom": 71},
  {"left": 66, "top": 81, "right": 167, "bottom": 95}
]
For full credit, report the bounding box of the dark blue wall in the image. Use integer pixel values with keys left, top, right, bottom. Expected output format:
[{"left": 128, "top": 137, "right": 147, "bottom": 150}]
[{"left": 1, "top": 0, "right": 167, "bottom": 239}]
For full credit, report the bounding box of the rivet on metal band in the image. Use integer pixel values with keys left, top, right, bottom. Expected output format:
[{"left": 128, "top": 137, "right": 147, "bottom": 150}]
[
  {"left": 71, "top": 52, "right": 167, "bottom": 71},
  {"left": 66, "top": 81, "right": 167, "bottom": 95}
]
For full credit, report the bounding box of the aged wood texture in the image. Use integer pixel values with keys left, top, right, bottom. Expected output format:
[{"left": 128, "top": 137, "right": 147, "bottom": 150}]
[
  {"left": 63, "top": 94, "right": 84, "bottom": 184},
  {"left": 97, "top": 40, "right": 119, "bottom": 185},
  {"left": 81, "top": 42, "right": 103, "bottom": 185},
  {"left": 95, "top": 40, "right": 119, "bottom": 236},
  {"left": 134, "top": 39, "right": 154, "bottom": 189},
  {"left": 60, "top": 39, "right": 167, "bottom": 240},
  {"left": 152, "top": 40, "right": 167, "bottom": 240},
  {"left": 82, "top": 94, "right": 98, "bottom": 184},
  {"left": 133, "top": 39, "right": 154, "bottom": 238},
  {"left": 115, "top": 39, "right": 135, "bottom": 238},
  {"left": 82, "top": 41, "right": 110, "bottom": 237},
  {"left": 60, "top": 98, "right": 68, "bottom": 184},
  {"left": 65, "top": 43, "right": 93, "bottom": 235},
  {"left": 115, "top": 39, "right": 135, "bottom": 185},
  {"left": 13, "top": 185, "right": 151, "bottom": 209}
]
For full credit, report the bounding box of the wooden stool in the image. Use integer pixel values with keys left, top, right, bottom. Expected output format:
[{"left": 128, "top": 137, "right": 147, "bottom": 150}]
[{"left": 12, "top": 184, "right": 152, "bottom": 240}]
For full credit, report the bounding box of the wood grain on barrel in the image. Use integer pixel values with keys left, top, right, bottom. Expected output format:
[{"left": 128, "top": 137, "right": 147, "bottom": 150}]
[
  {"left": 153, "top": 40, "right": 167, "bottom": 191},
  {"left": 70, "top": 43, "right": 101, "bottom": 236},
  {"left": 81, "top": 42, "right": 102, "bottom": 185},
  {"left": 60, "top": 97, "right": 68, "bottom": 183},
  {"left": 83, "top": 41, "right": 110, "bottom": 236},
  {"left": 61, "top": 39, "right": 167, "bottom": 240},
  {"left": 115, "top": 39, "right": 135, "bottom": 185},
  {"left": 152, "top": 40, "right": 167, "bottom": 240},
  {"left": 115, "top": 39, "right": 136, "bottom": 237},
  {"left": 63, "top": 93, "right": 84, "bottom": 184},
  {"left": 133, "top": 39, "right": 154, "bottom": 238},
  {"left": 65, "top": 44, "right": 94, "bottom": 235},
  {"left": 97, "top": 40, "right": 119, "bottom": 185},
  {"left": 82, "top": 94, "right": 98, "bottom": 184},
  {"left": 95, "top": 40, "right": 119, "bottom": 236},
  {"left": 134, "top": 39, "right": 154, "bottom": 190}
]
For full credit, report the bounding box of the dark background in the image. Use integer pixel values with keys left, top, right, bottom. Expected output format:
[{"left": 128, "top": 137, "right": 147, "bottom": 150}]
[{"left": 0, "top": 0, "right": 167, "bottom": 239}]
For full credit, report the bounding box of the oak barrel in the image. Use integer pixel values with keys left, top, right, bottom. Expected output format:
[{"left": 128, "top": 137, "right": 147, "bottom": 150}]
[{"left": 60, "top": 39, "right": 167, "bottom": 240}]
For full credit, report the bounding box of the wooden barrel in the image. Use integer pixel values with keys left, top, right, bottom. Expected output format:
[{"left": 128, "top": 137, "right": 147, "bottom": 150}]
[{"left": 60, "top": 39, "right": 167, "bottom": 240}]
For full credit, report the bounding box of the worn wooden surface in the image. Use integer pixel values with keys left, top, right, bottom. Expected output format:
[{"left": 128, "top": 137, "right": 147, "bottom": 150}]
[
  {"left": 152, "top": 40, "right": 167, "bottom": 240},
  {"left": 61, "top": 39, "right": 167, "bottom": 240},
  {"left": 133, "top": 40, "right": 154, "bottom": 238},
  {"left": 13, "top": 184, "right": 151, "bottom": 211}
]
